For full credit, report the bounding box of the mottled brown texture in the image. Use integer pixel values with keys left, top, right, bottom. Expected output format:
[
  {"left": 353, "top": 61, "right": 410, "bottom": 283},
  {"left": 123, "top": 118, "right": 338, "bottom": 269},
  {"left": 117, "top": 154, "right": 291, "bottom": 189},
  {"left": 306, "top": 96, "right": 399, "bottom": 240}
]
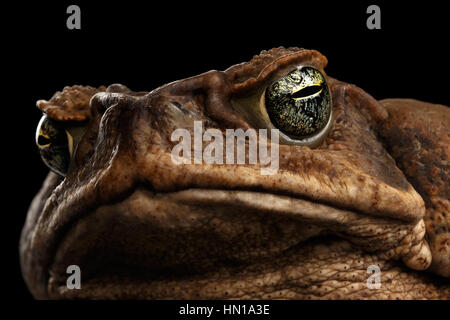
[
  {"left": 21, "top": 47, "right": 449, "bottom": 300},
  {"left": 52, "top": 238, "right": 448, "bottom": 300},
  {"left": 225, "top": 47, "right": 328, "bottom": 96},
  {"left": 36, "top": 84, "right": 145, "bottom": 122},
  {"left": 379, "top": 99, "right": 450, "bottom": 277},
  {"left": 37, "top": 85, "right": 106, "bottom": 121}
]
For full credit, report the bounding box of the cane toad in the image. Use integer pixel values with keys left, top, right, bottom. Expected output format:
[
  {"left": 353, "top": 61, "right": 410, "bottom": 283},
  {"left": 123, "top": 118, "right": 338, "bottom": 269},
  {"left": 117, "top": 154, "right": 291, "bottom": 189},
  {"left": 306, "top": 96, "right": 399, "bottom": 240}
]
[{"left": 20, "top": 47, "right": 449, "bottom": 299}]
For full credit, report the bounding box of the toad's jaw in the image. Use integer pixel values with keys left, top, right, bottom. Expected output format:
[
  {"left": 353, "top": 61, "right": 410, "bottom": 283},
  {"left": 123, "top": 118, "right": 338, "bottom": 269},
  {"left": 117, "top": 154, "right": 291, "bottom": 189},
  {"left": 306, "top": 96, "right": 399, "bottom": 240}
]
[{"left": 42, "top": 187, "right": 435, "bottom": 299}]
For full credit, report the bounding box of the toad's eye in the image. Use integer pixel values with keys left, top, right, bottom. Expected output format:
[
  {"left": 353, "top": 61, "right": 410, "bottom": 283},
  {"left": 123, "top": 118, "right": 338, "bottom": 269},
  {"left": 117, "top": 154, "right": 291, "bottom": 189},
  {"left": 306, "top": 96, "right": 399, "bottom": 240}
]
[
  {"left": 36, "top": 115, "right": 72, "bottom": 176},
  {"left": 264, "top": 66, "right": 332, "bottom": 145}
]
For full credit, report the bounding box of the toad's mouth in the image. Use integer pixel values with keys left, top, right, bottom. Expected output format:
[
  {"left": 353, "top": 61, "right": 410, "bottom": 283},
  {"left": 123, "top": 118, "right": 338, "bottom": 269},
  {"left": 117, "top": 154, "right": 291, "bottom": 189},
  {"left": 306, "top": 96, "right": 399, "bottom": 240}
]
[{"left": 42, "top": 186, "right": 431, "bottom": 299}]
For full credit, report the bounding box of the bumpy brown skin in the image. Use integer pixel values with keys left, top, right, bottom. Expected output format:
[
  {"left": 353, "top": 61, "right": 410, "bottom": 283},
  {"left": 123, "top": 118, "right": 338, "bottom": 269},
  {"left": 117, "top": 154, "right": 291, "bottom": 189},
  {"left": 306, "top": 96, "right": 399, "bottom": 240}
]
[
  {"left": 21, "top": 47, "right": 449, "bottom": 299},
  {"left": 379, "top": 99, "right": 450, "bottom": 278},
  {"left": 37, "top": 85, "right": 106, "bottom": 121}
]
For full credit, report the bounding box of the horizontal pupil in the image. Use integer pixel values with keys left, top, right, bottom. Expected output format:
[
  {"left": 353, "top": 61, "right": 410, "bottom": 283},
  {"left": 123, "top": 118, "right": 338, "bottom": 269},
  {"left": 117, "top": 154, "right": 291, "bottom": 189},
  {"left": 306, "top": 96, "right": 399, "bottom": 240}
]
[
  {"left": 291, "top": 85, "right": 322, "bottom": 99},
  {"left": 38, "top": 135, "right": 51, "bottom": 146}
]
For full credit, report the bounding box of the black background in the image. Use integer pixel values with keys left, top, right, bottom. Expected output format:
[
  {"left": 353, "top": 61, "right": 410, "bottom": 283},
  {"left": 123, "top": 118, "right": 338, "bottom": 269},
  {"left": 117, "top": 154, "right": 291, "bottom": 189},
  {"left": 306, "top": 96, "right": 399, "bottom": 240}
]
[{"left": 5, "top": 0, "right": 449, "bottom": 311}]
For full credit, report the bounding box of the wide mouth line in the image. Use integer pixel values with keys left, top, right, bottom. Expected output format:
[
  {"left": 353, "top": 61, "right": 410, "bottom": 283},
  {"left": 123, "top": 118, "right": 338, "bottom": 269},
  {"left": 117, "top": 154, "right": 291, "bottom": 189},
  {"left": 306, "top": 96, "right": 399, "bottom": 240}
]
[
  {"left": 47, "top": 182, "right": 410, "bottom": 262},
  {"left": 47, "top": 185, "right": 408, "bottom": 284}
]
